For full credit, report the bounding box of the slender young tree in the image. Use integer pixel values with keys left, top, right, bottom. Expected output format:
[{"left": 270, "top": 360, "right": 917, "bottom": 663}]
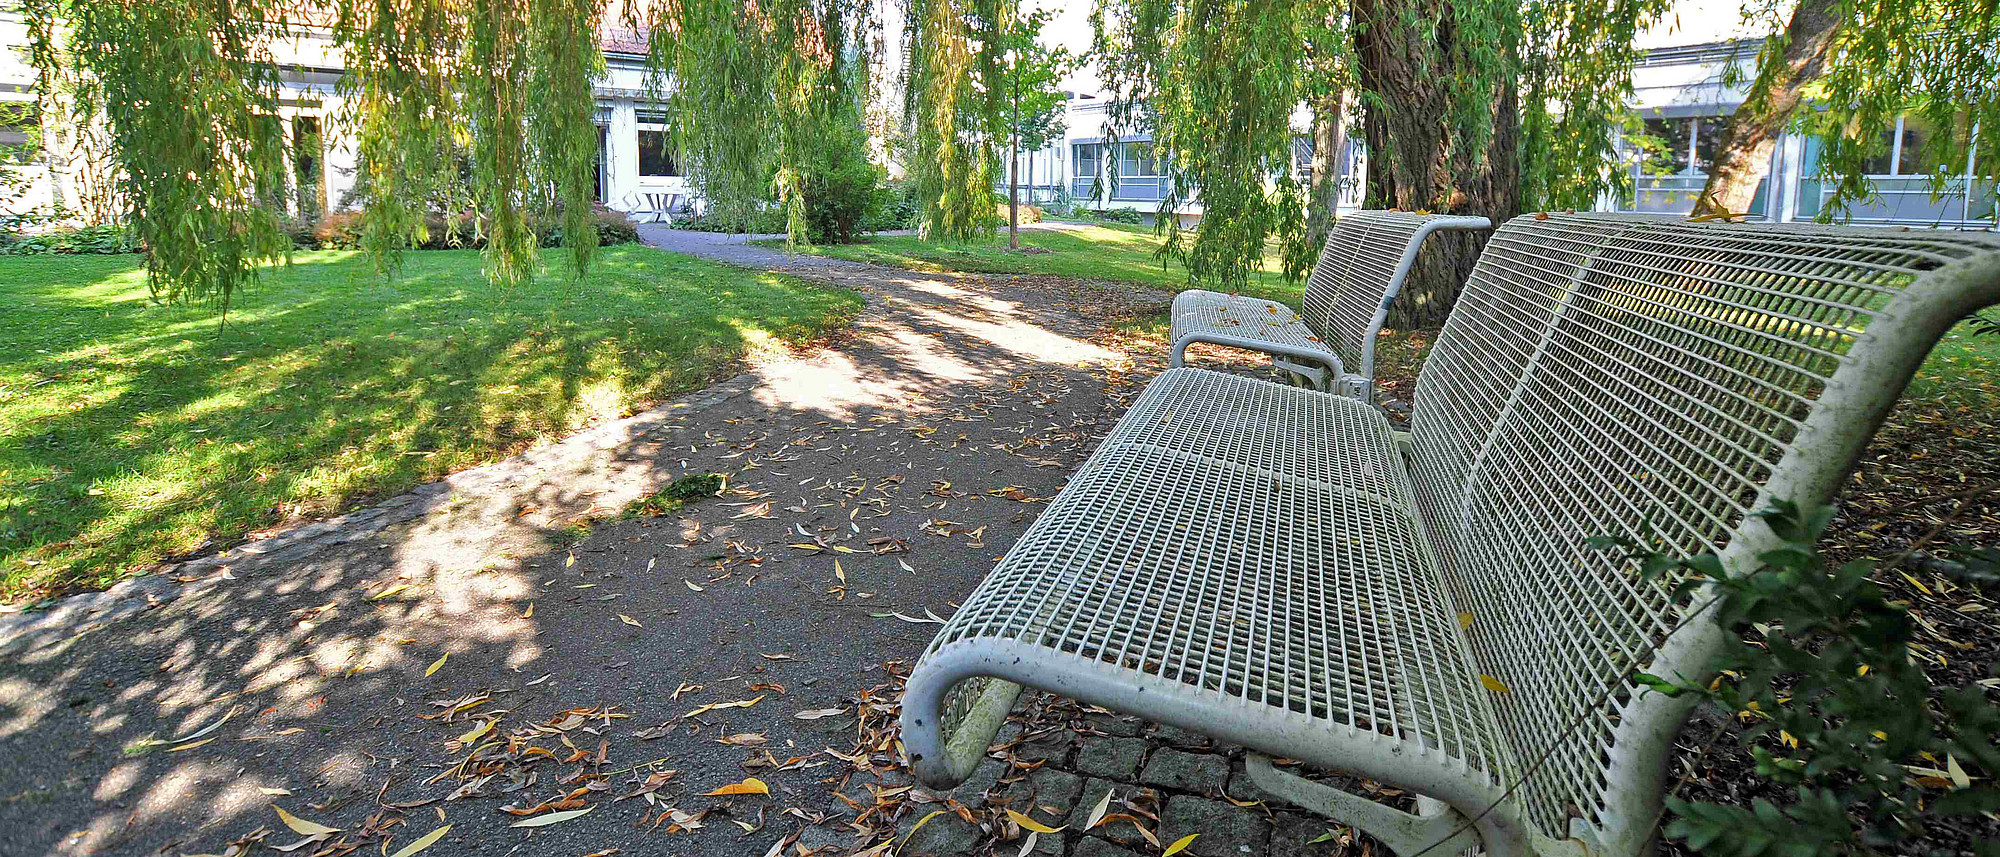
[{"left": 996, "top": 10, "right": 1076, "bottom": 249}]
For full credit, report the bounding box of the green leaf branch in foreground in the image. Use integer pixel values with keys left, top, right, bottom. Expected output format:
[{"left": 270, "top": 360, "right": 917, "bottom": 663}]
[{"left": 1597, "top": 500, "right": 2000, "bottom": 856}]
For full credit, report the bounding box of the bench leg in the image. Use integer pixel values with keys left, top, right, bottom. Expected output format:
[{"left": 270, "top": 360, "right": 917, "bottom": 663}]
[
  {"left": 901, "top": 673, "right": 1024, "bottom": 790},
  {"left": 1245, "top": 754, "right": 1498, "bottom": 857}
]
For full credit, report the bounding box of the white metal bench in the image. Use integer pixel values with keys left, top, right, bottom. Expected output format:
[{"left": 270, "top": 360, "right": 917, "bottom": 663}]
[
  {"left": 900, "top": 214, "right": 2000, "bottom": 856},
  {"left": 1169, "top": 211, "right": 1492, "bottom": 400}
]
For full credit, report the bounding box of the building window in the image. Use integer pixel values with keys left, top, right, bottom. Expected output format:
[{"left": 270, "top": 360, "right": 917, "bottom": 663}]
[
  {"left": 1073, "top": 142, "right": 1101, "bottom": 177},
  {"left": 1862, "top": 114, "right": 1940, "bottom": 177},
  {"left": 0, "top": 101, "right": 38, "bottom": 165},
  {"left": 1116, "top": 141, "right": 1158, "bottom": 177},
  {"left": 638, "top": 128, "right": 678, "bottom": 177}
]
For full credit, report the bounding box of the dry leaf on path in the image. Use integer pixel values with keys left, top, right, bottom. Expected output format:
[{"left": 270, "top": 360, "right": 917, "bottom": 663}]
[
  {"left": 1163, "top": 833, "right": 1200, "bottom": 856},
  {"left": 387, "top": 825, "right": 450, "bottom": 857},
  {"left": 273, "top": 806, "right": 339, "bottom": 836},
  {"left": 700, "top": 777, "right": 770, "bottom": 797},
  {"left": 510, "top": 807, "right": 595, "bottom": 827},
  {"left": 425, "top": 654, "right": 448, "bottom": 677}
]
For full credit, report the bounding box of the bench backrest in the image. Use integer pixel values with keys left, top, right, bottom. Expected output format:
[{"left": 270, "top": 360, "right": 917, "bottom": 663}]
[
  {"left": 1300, "top": 211, "right": 1492, "bottom": 390},
  {"left": 1406, "top": 213, "right": 2000, "bottom": 850}
]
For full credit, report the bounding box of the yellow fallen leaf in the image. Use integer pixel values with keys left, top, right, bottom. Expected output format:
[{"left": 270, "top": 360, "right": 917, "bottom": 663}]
[
  {"left": 387, "top": 825, "right": 450, "bottom": 857},
  {"left": 1457, "top": 612, "right": 1474, "bottom": 630},
  {"left": 426, "top": 653, "right": 448, "bottom": 677},
  {"left": 834, "top": 559, "right": 846, "bottom": 583},
  {"left": 565, "top": 553, "right": 576, "bottom": 568},
  {"left": 168, "top": 737, "right": 216, "bottom": 752},
  {"left": 510, "top": 806, "right": 594, "bottom": 827},
  {"left": 1006, "top": 809, "right": 1065, "bottom": 834},
  {"left": 619, "top": 613, "right": 643, "bottom": 628},
  {"left": 370, "top": 584, "right": 410, "bottom": 601},
  {"left": 1163, "top": 833, "right": 1200, "bottom": 856},
  {"left": 521, "top": 603, "right": 534, "bottom": 619},
  {"left": 1480, "top": 674, "right": 1511, "bottom": 693},
  {"left": 899, "top": 810, "right": 947, "bottom": 850},
  {"left": 458, "top": 719, "right": 494, "bottom": 745},
  {"left": 700, "top": 777, "right": 769, "bottom": 796},
  {"left": 273, "top": 806, "right": 340, "bottom": 836}
]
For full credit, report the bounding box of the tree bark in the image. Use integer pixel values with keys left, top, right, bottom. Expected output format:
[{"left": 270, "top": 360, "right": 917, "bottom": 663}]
[
  {"left": 1009, "top": 129, "right": 1020, "bottom": 248},
  {"left": 1305, "top": 89, "right": 1348, "bottom": 252},
  {"left": 1354, "top": 0, "right": 1522, "bottom": 329},
  {"left": 1694, "top": 0, "right": 1841, "bottom": 218}
]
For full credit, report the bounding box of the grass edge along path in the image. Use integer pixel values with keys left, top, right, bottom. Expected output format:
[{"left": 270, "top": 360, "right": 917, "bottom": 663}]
[{"left": 1, "top": 245, "right": 864, "bottom": 603}]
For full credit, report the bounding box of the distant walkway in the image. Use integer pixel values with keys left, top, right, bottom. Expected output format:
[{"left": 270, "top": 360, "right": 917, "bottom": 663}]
[{"left": 634, "top": 219, "right": 1098, "bottom": 271}]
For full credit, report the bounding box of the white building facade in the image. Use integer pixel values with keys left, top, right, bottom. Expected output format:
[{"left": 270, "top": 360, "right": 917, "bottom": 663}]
[{"left": 0, "top": 11, "right": 688, "bottom": 224}]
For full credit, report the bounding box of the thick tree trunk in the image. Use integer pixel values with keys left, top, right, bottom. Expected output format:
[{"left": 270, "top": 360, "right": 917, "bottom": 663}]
[
  {"left": 1306, "top": 89, "right": 1348, "bottom": 251},
  {"left": 1354, "top": 0, "right": 1522, "bottom": 329},
  {"left": 1695, "top": 0, "right": 1841, "bottom": 218}
]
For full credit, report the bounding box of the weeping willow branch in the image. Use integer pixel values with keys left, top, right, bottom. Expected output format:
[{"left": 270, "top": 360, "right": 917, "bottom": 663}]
[{"left": 902, "top": 0, "right": 1002, "bottom": 241}]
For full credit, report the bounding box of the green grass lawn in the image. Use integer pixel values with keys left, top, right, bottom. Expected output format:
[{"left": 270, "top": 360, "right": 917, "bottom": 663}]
[
  {"left": 1, "top": 245, "right": 863, "bottom": 602},
  {"left": 768, "top": 222, "right": 1302, "bottom": 305}
]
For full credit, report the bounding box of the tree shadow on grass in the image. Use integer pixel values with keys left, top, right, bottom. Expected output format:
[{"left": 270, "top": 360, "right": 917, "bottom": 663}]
[
  {"left": 0, "top": 260, "right": 1153, "bottom": 856},
  {"left": 0, "top": 246, "right": 864, "bottom": 601}
]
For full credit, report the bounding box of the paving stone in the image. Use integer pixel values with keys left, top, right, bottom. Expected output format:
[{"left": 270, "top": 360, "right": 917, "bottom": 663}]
[
  {"left": 1084, "top": 713, "right": 1143, "bottom": 737},
  {"left": 897, "top": 811, "right": 985, "bottom": 856},
  {"left": 1268, "top": 813, "right": 1351, "bottom": 857},
  {"left": 953, "top": 756, "right": 1012, "bottom": 801},
  {"left": 1071, "top": 736, "right": 1146, "bottom": 781},
  {"left": 1015, "top": 727, "right": 1076, "bottom": 766},
  {"left": 1137, "top": 748, "right": 1229, "bottom": 795},
  {"left": 1064, "top": 778, "right": 1162, "bottom": 849},
  {"left": 1000, "top": 831, "right": 1066, "bottom": 857},
  {"left": 1001, "top": 766, "right": 1085, "bottom": 820},
  {"left": 1071, "top": 837, "right": 1143, "bottom": 857},
  {"left": 794, "top": 823, "right": 855, "bottom": 855},
  {"left": 1160, "top": 796, "right": 1271, "bottom": 856},
  {"left": 1150, "top": 724, "right": 1213, "bottom": 751}
]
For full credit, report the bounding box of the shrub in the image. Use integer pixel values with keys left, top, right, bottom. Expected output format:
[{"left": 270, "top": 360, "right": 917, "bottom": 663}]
[
  {"left": 0, "top": 223, "right": 139, "bottom": 256},
  {"left": 997, "top": 201, "right": 1044, "bottom": 224},
  {"left": 1089, "top": 206, "right": 1144, "bottom": 224},
  {"left": 311, "top": 205, "right": 638, "bottom": 251},
  {"left": 1591, "top": 502, "right": 2000, "bottom": 856}
]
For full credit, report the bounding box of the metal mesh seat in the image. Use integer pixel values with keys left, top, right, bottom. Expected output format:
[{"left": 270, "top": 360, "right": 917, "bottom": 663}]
[
  {"left": 903, "top": 214, "right": 2000, "bottom": 856},
  {"left": 1169, "top": 212, "right": 1492, "bottom": 398}
]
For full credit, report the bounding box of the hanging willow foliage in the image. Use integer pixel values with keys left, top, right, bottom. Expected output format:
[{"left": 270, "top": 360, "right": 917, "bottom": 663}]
[
  {"left": 25, "top": 0, "right": 295, "bottom": 312},
  {"left": 1791, "top": 0, "right": 2000, "bottom": 220},
  {"left": 625, "top": 0, "right": 872, "bottom": 244},
  {"left": 1090, "top": 0, "right": 1669, "bottom": 296},
  {"left": 26, "top": 0, "right": 610, "bottom": 307},
  {"left": 901, "top": 0, "right": 1006, "bottom": 241}
]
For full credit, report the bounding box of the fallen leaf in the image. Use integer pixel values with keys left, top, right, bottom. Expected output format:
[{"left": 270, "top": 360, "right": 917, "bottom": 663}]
[
  {"left": 259, "top": 787, "right": 293, "bottom": 796},
  {"left": 1457, "top": 612, "right": 1474, "bottom": 630},
  {"left": 1007, "top": 809, "right": 1064, "bottom": 834},
  {"left": 685, "top": 579, "right": 704, "bottom": 592},
  {"left": 793, "top": 708, "right": 846, "bottom": 720},
  {"left": 899, "top": 809, "right": 947, "bottom": 850},
  {"left": 522, "top": 603, "right": 534, "bottom": 619},
  {"left": 171, "top": 705, "right": 242, "bottom": 743},
  {"left": 1015, "top": 833, "right": 1039, "bottom": 857},
  {"left": 1084, "top": 788, "right": 1114, "bottom": 829},
  {"left": 566, "top": 553, "right": 576, "bottom": 568},
  {"left": 387, "top": 825, "right": 450, "bottom": 857},
  {"left": 273, "top": 806, "right": 340, "bottom": 836},
  {"left": 834, "top": 559, "right": 846, "bottom": 583},
  {"left": 1479, "top": 674, "right": 1511, "bottom": 693},
  {"left": 717, "top": 732, "right": 768, "bottom": 746},
  {"left": 619, "top": 613, "right": 643, "bottom": 628},
  {"left": 371, "top": 584, "right": 410, "bottom": 601},
  {"left": 510, "top": 806, "right": 594, "bottom": 827},
  {"left": 457, "top": 719, "right": 494, "bottom": 745},
  {"left": 1163, "top": 833, "right": 1200, "bottom": 856},
  {"left": 168, "top": 737, "right": 216, "bottom": 752},
  {"left": 700, "top": 777, "right": 769, "bottom": 796},
  {"left": 426, "top": 653, "right": 448, "bottom": 677},
  {"left": 683, "top": 695, "right": 764, "bottom": 719}
]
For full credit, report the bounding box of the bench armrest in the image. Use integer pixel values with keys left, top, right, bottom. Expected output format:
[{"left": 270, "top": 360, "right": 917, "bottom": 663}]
[{"left": 1169, "top": 331, "right": 1346, "bottom": 377}]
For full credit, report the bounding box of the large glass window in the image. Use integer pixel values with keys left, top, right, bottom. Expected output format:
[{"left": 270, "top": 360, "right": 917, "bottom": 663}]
[
  {"left": 1639, "top": 117, "right": 1689, "bottom": 175},
  {"left": 638, "top": 128, "right": 679, "bottom": 177},
  {"left": 1073, "top": 142, "right": 1101, "bottom": 176},
  {"left": 1117, "top": 141, "right": 1158, "bottom": 176},
  {"left": 0, "top": 101, "right": 38, "bottom": 165}
]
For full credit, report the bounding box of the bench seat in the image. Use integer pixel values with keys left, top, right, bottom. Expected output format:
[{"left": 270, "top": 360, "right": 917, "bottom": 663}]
[
  {"left": 903, "top": 368, "right": 1514, "bottom": 830},
  {"left": 1168, "top": 290, "right": 1340, "bottom": 377}
]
